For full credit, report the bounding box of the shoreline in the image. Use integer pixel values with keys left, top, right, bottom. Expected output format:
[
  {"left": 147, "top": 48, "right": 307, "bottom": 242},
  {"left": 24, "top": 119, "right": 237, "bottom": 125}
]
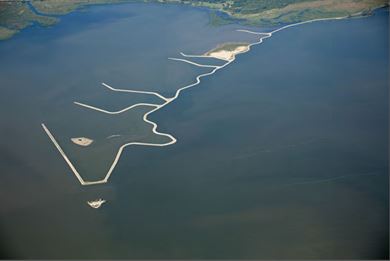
[{"left": 1, "top": 2, "right": 387, "bottom": 41}]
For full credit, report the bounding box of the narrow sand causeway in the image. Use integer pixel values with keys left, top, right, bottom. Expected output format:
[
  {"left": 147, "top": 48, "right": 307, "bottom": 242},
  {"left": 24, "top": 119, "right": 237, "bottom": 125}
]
[{"left": 42, "top": 15, "right": 350, "bottom": 188}]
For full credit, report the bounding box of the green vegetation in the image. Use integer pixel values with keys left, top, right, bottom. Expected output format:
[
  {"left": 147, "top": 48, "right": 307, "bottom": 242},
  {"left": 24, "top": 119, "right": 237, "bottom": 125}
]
[
  {"left": 208, "top": 11, "right": 234, "bottom": 26},
  {"left": 0, "top": 0, "right": 388, "bottom": 41},
  {"left": 160, "top": 0, "right": 388, "bottom": 25},
  {"left": 31, "top": 0, "right": 126, "bottom": 15},
  {"left": 0, "top": 1, "right": 57, "bottom": 39},
  {"left": 0, "top": 27, "right": 16, "bottom": 40}
]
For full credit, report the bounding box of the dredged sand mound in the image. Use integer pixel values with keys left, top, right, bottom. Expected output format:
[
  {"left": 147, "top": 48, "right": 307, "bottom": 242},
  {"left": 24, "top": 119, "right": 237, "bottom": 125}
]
[
  {"left": 87, "top": 199, "right": 106, "bottom": 208},
  {"left": 205, "top": 43, "right": 250, "bottom": 61},
  {"left": 71, "top": 137, "right": 93, "bottom": 146}
]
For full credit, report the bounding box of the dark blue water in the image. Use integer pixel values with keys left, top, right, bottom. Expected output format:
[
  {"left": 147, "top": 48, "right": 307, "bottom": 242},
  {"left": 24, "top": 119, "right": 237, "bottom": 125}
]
[{"left": 0, "top": 2, "right": 388, "bottom": 259}]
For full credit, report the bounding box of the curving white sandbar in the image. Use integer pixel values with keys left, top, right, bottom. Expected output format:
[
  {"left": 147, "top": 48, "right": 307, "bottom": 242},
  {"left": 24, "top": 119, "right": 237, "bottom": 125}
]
[
  {"left": 42, "top": 15, "right": 348, "bottom": 186},
  {"left": 168, "top": 57, "right": 220, "bottom": 68}
]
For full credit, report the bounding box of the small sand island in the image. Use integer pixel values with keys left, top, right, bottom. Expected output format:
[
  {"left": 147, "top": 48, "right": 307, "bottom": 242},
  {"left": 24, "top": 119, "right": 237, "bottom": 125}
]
[
  {"left": 87, "top": 199, "right": 106, "bottom": 209},
  {"left": 205, "top": 42, "right": 250, "bottom": 61},
  {"left": 71, "top": 137, "right": 93, "bottom": 147}
]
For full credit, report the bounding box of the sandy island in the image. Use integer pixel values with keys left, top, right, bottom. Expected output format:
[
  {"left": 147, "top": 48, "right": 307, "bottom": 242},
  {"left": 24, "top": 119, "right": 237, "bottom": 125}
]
[
  {"left": 205, "top": 42, "right": 250, "bottom": 61},
  {"left": 71, "top": 137, "right": 93, "bottom": 146},
  {"left": 87, "top": 199, "right": 106, "bottom": 208}
]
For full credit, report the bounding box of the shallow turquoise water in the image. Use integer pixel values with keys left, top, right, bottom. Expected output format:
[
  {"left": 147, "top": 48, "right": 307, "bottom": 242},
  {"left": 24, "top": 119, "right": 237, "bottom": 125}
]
[{"left": 0, "top": 3, "right": 388, "bottom": 259}]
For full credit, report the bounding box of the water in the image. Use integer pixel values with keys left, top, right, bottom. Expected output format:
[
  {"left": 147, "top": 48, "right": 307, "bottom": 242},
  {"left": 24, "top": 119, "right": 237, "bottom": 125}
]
[{"left": 0, "top": 2, "right": 388, "bottom": 259}]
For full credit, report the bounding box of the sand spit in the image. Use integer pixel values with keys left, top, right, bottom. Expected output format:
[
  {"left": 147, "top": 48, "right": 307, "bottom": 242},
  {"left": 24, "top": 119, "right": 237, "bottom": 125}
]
[{"left": 71, "top": 137, "right": 93, "bottom": 146}]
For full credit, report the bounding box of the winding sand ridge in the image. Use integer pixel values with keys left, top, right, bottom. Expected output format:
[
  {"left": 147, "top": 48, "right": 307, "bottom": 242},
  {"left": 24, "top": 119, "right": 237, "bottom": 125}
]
[{"left": 42, "top": 14, "right": 351, "bottom": 186}]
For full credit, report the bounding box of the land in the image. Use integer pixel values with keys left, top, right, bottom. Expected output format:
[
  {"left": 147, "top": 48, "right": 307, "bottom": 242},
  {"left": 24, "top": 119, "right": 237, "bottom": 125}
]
[
  {"left": 0, "top": 0, "right": 387, "bottom": 40},
  {"left": 30, "top": 0, "right": 125, "bottom": 15},
  {"left": 71, "top": 137, "right": 94, "bottom": 146},
  {"left": 185, "top": 0, "right": 388, "bottom": 25},
  {"left": 0, "top": 1, "right": 57, "bottom": 39},
  {"left": 205, "top": 42, "right": 249, "bottom": 61},
  {"left": 87, "top": 198, "right": 106, "bottom": 208},
  {"left": 0, "top": 27, "right": 15, "bottom": 40}
]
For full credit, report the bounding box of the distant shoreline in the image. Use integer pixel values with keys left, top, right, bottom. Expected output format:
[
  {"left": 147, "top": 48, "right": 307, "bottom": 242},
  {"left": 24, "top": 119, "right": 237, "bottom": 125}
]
[{"left": 0, "top": 1, "right": 387, "bottom": 41}]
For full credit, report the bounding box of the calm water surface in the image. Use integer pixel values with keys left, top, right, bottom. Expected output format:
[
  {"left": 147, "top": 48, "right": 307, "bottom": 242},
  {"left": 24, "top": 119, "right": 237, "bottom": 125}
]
[{"left": 0, "top": 3, "right": 388, "bottom": 259}]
